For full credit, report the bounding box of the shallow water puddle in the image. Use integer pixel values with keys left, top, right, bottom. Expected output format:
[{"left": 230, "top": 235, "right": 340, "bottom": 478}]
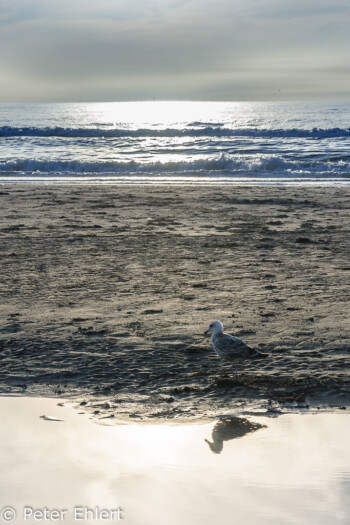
[{"left": 0, "top": 397, "right": 349, "bottom": 524}]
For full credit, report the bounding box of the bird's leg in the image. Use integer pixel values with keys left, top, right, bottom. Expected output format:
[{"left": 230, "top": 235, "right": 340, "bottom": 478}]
[{"left": 234, "top": 361, "right": 238, "bottom": 380}]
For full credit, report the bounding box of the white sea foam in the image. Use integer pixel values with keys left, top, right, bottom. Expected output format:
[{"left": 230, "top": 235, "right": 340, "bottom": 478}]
[{"left": 1, "top": 153, "right": 349, "bottom": 179}]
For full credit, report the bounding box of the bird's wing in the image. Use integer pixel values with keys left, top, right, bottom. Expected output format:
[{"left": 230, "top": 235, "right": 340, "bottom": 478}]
[
  {"left": 217, "top": 333, "right": 250, "bottom": 358},
  {"left": 226, "top": 334, "right": 247, "bottom": 346}
]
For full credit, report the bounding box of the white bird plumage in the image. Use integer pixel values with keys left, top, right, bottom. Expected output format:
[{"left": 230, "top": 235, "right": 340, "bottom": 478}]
[{"left": 204, "top": 320, "right": 267, "bottom": 378}]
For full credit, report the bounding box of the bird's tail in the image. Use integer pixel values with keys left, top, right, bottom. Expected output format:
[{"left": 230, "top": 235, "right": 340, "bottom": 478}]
[{"left": 248, "top": 347, "right": 268, "bottom": 358}]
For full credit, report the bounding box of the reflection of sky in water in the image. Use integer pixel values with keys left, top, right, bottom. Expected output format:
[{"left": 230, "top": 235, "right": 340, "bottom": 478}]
[{"left": 0, "top": 398, "right": 349, "bottom": 525}]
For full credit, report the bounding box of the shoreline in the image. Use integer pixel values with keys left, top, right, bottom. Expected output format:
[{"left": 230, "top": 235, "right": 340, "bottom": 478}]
[
  {"left": 1, "top": 178, "right": 350, "bottom": 185},
  {"left": 1, "top": 184, "right": 349, "bottom": 420},
  {"left": 1, "top": 393, "right": 349, "bottom": 425}
]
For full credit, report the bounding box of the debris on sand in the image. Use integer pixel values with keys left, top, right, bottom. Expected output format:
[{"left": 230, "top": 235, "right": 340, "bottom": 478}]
[{"left": 40, "top": 415, "right": 65, "bottom": 422}]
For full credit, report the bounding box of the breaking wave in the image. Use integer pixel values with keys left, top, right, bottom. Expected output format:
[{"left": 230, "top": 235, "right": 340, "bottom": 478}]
[
  {"left": 2, "top": 126, "right": 350, "bottom": 139},
  {"left": 1, "top": 154, "right": 350, "bottom": 178}
]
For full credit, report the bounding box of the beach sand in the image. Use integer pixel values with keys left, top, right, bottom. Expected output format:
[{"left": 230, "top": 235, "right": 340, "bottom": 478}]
[
  {"left": 0, "top": 185, "right": 349, "bottom": 419},
  {"left": 1, "top": 397, "right": 350, "bottom": 525}
]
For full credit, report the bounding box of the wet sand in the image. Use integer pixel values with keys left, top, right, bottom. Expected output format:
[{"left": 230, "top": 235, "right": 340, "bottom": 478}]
[
  {"left": 0, "top": 185, "right": 349, "bottom": 419},
  {"left": 1, "top": 397, "right": 350, "bottom": 525}
]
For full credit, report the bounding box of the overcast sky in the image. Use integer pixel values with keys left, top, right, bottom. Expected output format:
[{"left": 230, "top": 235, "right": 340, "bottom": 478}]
[{"left": 0, "top": 0, "right": 349, "bottom": 102}]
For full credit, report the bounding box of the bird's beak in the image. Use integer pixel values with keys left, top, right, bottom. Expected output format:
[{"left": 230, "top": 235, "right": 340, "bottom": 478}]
[{"left": 204, "top": 329, "right": 210, "bottom": 336}]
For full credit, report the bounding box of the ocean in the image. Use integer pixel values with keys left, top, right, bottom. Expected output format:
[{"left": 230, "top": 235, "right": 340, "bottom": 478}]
[{"left": 1, "top": 101, "right": 350, "bottom": 184}]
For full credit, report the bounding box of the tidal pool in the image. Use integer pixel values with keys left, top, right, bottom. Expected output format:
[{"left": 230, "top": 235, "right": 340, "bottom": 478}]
[{"left": 0, "top": 397, "right": 349, "bottom": 524}]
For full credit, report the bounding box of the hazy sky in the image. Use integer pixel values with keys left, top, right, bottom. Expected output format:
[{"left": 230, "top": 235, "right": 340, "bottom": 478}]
[{"left": 1, "top": 0, "right": 349, "bottom": 102}]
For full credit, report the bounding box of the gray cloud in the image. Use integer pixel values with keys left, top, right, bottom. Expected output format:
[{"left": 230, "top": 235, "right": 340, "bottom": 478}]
[
  {"left": 250, "top": 0, "right": 349, "bottom": 20},
  {"left": 0, "top": 0, "right": 349, "bottom": 101}
]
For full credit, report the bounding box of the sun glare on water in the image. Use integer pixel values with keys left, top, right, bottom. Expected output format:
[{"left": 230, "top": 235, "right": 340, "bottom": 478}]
[{"left": 83, "top": 101, "right": 246, "bottom": 129}]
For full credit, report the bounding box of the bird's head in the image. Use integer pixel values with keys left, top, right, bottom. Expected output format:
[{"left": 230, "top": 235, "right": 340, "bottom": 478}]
[
  {"left": 204, "top": 320, "right": 224, "bottom": 336},
  {"left": 204, "top": 438, "right": 223, "bottom": 454}
]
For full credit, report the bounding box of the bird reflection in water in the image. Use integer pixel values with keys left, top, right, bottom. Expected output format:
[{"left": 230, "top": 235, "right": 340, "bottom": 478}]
[{"left": 205, "top": 416, "right": 266, "bottom": 454}]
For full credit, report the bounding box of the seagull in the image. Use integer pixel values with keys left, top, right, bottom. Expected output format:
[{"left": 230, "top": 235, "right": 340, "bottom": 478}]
[
  {"left": 204, "top": 320, "right": 267, "bottom": 378},
  {"left": 205, "top": 417, "right": 266, "bottom": 453}
]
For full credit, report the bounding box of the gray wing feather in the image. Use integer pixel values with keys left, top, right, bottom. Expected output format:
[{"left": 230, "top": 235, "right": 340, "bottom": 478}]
[{"left": 213, "top": 333, "right": 250, "bottom": 360}]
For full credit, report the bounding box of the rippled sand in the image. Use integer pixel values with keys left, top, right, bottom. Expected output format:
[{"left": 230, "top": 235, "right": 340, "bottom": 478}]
[{"left": 0, "top": 185, "right": 349, "bottom": 419}]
